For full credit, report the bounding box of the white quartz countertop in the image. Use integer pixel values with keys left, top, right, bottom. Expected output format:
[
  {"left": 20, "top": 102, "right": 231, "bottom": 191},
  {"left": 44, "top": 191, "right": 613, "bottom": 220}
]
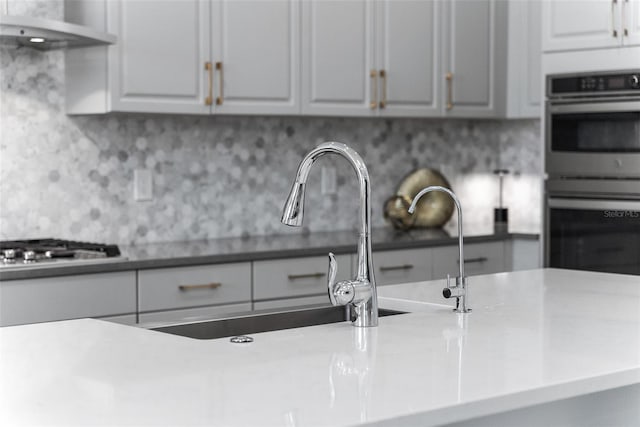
[{"left": 1, "top": 269, "right": 639, "bottom": 426}]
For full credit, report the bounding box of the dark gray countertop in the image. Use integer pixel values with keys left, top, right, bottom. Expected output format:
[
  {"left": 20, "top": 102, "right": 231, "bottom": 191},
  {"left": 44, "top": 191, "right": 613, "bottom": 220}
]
[{"left": 0, "top": 226, "right": 539, "bottom": 281}]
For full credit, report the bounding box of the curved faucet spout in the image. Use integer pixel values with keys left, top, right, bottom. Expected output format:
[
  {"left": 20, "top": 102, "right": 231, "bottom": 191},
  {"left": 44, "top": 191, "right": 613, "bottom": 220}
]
[
  {"left": 409, "top": 186, "right": 470, "bottom": 313},
  {"left": 282, "top": 142, "right": 370, "bottom": 236},
  {"left": 281, "top": 142, "right": 378, "bottom": 327},
  {"left": 409, "top": 186, "right": 464, "bottom": 279}
]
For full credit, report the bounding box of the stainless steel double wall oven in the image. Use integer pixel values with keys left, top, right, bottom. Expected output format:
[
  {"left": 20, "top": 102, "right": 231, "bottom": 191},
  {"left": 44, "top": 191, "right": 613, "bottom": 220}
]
[{"left": 544, "top": 71, "right": 640, "bottom": 275}]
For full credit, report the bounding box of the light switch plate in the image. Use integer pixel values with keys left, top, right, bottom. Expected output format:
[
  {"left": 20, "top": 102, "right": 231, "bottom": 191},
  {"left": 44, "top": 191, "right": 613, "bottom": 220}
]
[{"left": 134, "top": 169, "right": 153, "bottom": 201}]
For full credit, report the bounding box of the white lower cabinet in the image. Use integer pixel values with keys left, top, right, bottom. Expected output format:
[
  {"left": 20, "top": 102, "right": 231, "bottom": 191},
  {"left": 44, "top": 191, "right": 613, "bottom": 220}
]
[
  {"left": 253, "top": 254, "right": 351, "bottom": 302},
  {"left": 0, "top": 271, "right": 136, "bottom": 327},
  {"left": 0, "top": 237, "right": 537, "bottom": 327},
  {"left": 369, "top": 248, "right": 433, "bottom": 286},
  {"left": 137, "top": 262, "right": 251, "bottom": 324},
  {"left": 432, "top": 241, "right": 506, "bottom": 279}
]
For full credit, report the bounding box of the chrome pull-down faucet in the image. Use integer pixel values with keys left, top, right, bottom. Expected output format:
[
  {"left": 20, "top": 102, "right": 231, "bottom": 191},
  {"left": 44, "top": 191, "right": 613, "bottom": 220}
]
[
  {"left": 409, "top": 186, "right": 471, "bottom": 313},
  {"left": 281, "top": 142, "right": 378, "bottom": 327}
]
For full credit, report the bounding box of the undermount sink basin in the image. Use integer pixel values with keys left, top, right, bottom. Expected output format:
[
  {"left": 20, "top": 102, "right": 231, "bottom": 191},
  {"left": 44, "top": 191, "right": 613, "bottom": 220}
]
[{"left": 151, "top": 306, "right": 405, "bottom": 340}]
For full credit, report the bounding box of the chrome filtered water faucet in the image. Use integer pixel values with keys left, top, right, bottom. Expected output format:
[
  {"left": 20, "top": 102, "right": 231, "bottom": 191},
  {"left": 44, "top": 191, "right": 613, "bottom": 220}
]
[
  {"left": 409, "top": 186, "right": 471, "bottom": 313},
  {"left": 281, "top": 142, "right": 378, "bottom": 327}
]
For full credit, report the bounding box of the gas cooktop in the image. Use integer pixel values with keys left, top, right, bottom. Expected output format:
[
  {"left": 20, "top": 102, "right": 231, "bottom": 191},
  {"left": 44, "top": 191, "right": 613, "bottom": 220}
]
[{"left": 0, "top": 238, "right": 125, "bottom": 270}]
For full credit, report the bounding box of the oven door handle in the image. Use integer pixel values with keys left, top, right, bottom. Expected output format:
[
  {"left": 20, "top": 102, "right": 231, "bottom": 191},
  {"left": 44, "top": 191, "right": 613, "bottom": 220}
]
[
  {"left": 548, "top": 198, "right": 640, "bottom": 211},
  {"left": 548, "top": 99, "right": 640, "bottom": 114}
]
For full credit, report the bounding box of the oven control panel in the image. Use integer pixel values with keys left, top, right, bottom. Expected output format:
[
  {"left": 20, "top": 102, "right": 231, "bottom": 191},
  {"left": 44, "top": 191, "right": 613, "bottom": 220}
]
[{"left": 548, "top": 71, "right": 640, "bottom": 97}]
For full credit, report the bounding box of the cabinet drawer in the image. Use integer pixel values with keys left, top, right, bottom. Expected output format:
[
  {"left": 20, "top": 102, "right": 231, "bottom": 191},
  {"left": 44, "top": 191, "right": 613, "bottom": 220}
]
[
  {"left": 138, "top": 303, "right": 252, "bottom": 327},
  {"left": 253, "top": 255, "right": 351, "bottom": 300},
  {"left": 432, "top": 241, "right": 506, "bottom": 279},
  {"left": 0, "top": 271, "right": 136, "bottom": 327},
  {"left": 138, "top": 263, "right": 251, "bottom": 312},
  {"left": 369, "top": 248, "right": 432, "bottom": 286}
]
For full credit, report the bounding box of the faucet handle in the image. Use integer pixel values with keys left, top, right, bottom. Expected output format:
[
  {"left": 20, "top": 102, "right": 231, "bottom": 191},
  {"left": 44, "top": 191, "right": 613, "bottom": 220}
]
[
  {"left": 327, "top": 253, "right": 355, "bottom": 306},
  {"left": 443, "top": 274, "right": 453, "bottom": 298},
  {"left": 328, "top": 252, "right": 338, "bottom": 305},
  {"left": 443, "top": 274, "right": 466, "bottom": 300}
]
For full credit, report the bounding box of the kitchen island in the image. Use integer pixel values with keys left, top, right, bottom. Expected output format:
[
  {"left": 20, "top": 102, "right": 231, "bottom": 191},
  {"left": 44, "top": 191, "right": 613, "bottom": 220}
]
[{"left": 1, "top": 269, "right": 638, "bottom": 426}]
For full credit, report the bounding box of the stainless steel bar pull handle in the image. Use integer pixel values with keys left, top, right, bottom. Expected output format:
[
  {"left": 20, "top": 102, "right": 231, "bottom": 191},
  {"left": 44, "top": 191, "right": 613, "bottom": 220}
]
[
  {"left": 623, "top": 0, "right": 629, "bottom": 36},
  {"left": 215, "top": 61, "right": 224, "bottom": 105},
  {"left": 446, "top": 72, "right": 453, "bottom": 110},
  {"left": 288, "top": 272, "right": 325, "bottom": 280},
  {"left": 179, "top": 283, "right": 222, "bottom": 291},
  {"left": 613, "top": 0, "right": 618, "bottom": 37},
  {"left": 458, "top": 257, "right": 488, "bottom": 264},
  {"left": 379, "top": 264, "right": 414, "bottom": 272},
  {"left": 379, "top": 69, "right": 387, "bottom": 109},
  {"left": 205, "top": 62, "right": 213, "bottom": 106},
  {"left": 370, "top": 69, "right": 378, "bottom": 109}
]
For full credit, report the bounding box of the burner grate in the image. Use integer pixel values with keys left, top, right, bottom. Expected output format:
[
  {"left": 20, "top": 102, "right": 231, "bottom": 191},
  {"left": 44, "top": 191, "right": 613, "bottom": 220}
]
[{"left": 0, "top": 239, "right": 121, "bottom": 258}]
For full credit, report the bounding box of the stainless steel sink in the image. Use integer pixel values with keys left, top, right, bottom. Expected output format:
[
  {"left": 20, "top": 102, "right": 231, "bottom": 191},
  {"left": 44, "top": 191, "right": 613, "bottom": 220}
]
[{"left": 150, "top": 306, "right": 404, "bottom": 340}]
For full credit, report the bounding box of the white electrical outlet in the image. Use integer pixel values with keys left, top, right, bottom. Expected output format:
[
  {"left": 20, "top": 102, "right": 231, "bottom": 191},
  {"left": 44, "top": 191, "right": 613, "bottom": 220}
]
[
  {"left": 134, "top": 169, "right": 153, "bottom": 201},
  {"left": 321, "top": 166, "right": 337, "bottom": 195}
]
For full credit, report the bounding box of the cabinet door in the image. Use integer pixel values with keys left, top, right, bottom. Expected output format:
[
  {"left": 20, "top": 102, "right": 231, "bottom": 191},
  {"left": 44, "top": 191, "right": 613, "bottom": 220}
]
[
  {"left": 542, "top": 0, "right": 621, "bottom": 52},
  {"left": 442, "top": 0, "right": 507, "bottom": 118},
  {"left": 506, "top": 0, "right": 542, "bottom": 118},
  {"left": 108, "top": 0, "right": 211, "bottom": 114},
  {"left": 210, "top": 0, "right": 299, "bottom": 115},
  {"left": 624, "top": 0, "right": 640, "bottom": 46},
  {"left": 522, "top": 0, "right": 542, "bottom": 117},
  {"left": 301, "top": 0, "right": 376, "bottom": 116},
  {"left": 0, "top": 272, "right": 137, "bottom": 327},
  {"left": 375, "top": 0, "right": 440, "bottom": 116}
]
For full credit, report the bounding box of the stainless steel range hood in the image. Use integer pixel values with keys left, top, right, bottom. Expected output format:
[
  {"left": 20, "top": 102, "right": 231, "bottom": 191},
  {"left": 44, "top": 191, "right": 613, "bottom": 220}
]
[{"left": 0, "top": 14, "right": 115, "bottom": 50}]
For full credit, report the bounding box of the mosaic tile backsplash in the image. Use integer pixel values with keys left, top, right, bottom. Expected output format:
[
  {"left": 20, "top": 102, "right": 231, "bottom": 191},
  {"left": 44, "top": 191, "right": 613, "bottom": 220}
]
[{"left": 0, "top": 1, "right": 542, "bottom": 245}]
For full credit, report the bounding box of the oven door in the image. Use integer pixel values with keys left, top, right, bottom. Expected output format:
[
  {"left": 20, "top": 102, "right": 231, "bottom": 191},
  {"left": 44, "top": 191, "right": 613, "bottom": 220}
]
[
  {"left": 545, "top": 99, "right": 640, "bottom": 178},
  {"left": 545, "top": 197, "right": 640, "bottom": 275}
]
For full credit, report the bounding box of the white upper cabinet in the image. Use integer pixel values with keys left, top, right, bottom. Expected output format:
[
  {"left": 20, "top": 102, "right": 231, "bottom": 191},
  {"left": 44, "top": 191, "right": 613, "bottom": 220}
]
[
  {"left": 627, "top": 0, "right": 640, "bottom": 46},
  {"left": 442, "top": 0, "right": 507, "bottom": 118},
  {"left": 543, "top": 0, "right": 618, "bottom": 51},
  {"left": 543, "top": 0, "right": 640, "bottom": 52},
  {"left": 66, "top": 0, "right": 539, "bottom": 119},
  {"left": 375, "top": 0, "right": 441, "bottom": 116},
  {"left": 506, "top": 0, "right": 542, "bottom": 118},
  {"left": 109, "top": 0, "right": 211, "bottom": 114},
  {"left": 301, "top": 0, "right": 440, "bottom": 117},
  {"left": 66, "top": 0, "right": 298, "bottom": 115},
  {"left": 301, "top": 0, "right": 375, "bottom": 116},
  {"left": 301, "top": 0, "right": 495, "bottom": 117},
  {"left": 210, "top": 0, "right": 299, "bottom": 115}
]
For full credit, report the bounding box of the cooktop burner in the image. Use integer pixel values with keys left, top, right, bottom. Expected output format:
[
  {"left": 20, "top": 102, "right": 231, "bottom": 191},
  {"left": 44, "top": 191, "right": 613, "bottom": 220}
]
[{"left": 0, "top": 238, "right": 123, "bottom": 268}]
